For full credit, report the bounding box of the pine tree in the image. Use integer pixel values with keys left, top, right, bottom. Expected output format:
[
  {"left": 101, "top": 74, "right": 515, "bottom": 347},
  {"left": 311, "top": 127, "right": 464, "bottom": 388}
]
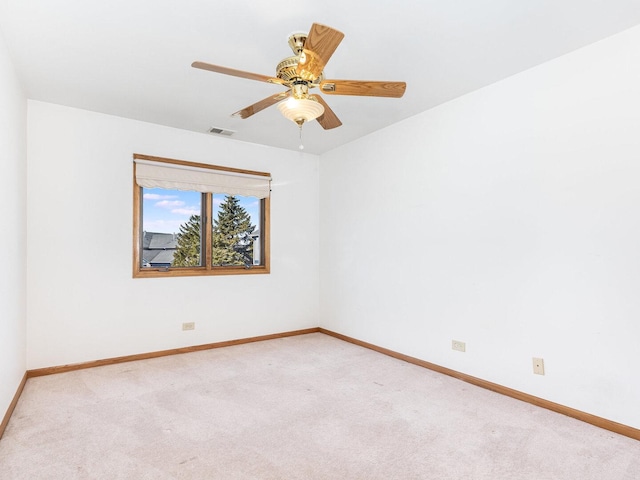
[
  {"left": 172, "top": 214, "right": 201, "bottom": 266},
  {"left": 212, "top": 195, "right": 255, "bottom": 266}
]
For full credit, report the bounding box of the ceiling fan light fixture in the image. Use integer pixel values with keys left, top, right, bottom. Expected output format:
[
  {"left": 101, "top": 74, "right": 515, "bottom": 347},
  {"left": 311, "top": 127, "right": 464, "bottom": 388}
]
[{"left": 277, "top": 97, "right": 324, "bottom": 125}]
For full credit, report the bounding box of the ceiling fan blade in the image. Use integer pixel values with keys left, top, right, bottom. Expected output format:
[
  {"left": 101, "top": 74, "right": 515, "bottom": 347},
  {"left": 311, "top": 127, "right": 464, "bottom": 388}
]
[
  {"left": 310, "top": 95, "right": 342, "bottom": 130},
  {"left": 297, "top": 23, "right": 344, "bottom": 80},
  {"left": 232, "top": 91, "right": 290, "bottom": 119},
  {"left": 319, "top": 79, "right": 406, "bottom": 98},
  {"left": 192, "top": 61, "right": 283, "bottom": 85}
]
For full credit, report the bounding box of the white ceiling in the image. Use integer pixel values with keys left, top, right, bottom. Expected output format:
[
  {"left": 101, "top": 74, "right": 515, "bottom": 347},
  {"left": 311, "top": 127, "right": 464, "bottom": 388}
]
[{"left": 2, "top": 1, "right": 640, "bottom": 155}]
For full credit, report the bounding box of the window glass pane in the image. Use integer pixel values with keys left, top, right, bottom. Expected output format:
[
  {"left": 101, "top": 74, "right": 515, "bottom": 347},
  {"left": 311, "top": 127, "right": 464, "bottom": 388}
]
[
  {"left": 211, "top": 194, "right": 261, "bottom": 267},
  {"left": 141, "top": 188, "right": 203, "bottom": 267}
]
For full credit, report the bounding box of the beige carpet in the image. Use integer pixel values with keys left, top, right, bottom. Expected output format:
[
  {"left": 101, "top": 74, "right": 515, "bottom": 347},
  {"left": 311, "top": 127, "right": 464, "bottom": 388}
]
[{"left": 0, "top": 333, "right": 638, "bottom": 479}]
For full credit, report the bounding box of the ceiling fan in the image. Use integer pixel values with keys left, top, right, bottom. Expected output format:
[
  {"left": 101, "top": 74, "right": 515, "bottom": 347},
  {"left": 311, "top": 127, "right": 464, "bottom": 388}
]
[{"left": 192, "top": 23, "right": 406, "bottom": 132}]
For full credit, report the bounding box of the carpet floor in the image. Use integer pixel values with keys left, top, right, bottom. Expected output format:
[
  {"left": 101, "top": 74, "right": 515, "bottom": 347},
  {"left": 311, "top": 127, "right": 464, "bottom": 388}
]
[{"left": 0, "top": 332, "right": 638, "bottom": 479}]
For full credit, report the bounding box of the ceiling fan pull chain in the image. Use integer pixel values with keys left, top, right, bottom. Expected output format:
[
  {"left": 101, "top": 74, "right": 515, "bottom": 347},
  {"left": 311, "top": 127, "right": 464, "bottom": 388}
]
[{"left": 299, "top": 124, "right": 305, "bottom": 150}]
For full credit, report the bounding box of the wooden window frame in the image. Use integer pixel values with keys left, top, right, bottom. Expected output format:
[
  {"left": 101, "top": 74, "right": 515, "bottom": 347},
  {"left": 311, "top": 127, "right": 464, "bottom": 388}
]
[{"left": 132, "top": 154, "right": 270, "bottom": 278}]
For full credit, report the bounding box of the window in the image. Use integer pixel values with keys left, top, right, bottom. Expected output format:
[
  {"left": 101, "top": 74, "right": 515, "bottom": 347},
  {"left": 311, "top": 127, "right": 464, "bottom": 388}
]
[{"left": 133, "top": 154, "right": 270, "bottom": 278}]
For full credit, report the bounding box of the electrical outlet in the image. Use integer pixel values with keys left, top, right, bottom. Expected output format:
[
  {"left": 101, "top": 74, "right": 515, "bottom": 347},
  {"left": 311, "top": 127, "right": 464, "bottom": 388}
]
[
  {"left": 452, "top": 340, "right": 466, "bottom": 352},
  {"left": 533, "top": 357, "right": 545, "bottom": 375},
  {"left": 182, "top": 322, "right": 195, "bottom": 331}
]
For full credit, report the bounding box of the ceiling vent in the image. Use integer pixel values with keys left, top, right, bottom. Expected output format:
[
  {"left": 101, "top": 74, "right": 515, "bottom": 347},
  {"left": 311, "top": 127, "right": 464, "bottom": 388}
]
[{"left": 208, "top": 126, "right": 236, "bottom": 136}]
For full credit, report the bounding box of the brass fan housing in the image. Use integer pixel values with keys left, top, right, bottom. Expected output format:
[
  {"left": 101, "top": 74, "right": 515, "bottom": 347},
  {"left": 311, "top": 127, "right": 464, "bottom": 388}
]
[
  {"left": 276, "top": 32, "right": 325, "bottom": 86},
  {"left": 276, "top": 56, "right": 324, "bottom": 85},
  {"left": 276, "top": 56, "right": 300, "bottom": 82}
]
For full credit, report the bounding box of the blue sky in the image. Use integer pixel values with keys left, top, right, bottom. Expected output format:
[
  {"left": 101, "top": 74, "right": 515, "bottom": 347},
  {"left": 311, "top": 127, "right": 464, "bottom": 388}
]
[{"left": 142, "top": 188, "right": 260, "bottom": 234}]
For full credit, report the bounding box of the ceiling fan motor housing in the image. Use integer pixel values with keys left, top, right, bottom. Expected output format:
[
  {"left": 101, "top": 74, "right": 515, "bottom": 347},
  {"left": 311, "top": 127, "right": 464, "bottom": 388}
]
[
  {"left": 276, "top": 56, "right": 300, "bottom": 82},
  {"left": 276, "top": 56, "right": 324, "bottom": 91}
]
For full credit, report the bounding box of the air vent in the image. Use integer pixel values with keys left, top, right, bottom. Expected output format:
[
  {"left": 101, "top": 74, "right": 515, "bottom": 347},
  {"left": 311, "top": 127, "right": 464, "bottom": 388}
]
[{"left": 208, "top": 126, "right": 236, "bottom": 136}]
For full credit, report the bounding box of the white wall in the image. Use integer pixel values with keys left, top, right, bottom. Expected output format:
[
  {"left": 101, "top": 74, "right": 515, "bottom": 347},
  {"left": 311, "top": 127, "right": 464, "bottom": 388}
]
[
  {"left": 0, "top": 29, "right": 27, "bottom": 416},
  {"left": 320, "top": 25, "right": 640, "bottom": 429},
  {"left": 26, "top": 101, "right": 320, "bottom": 369}
]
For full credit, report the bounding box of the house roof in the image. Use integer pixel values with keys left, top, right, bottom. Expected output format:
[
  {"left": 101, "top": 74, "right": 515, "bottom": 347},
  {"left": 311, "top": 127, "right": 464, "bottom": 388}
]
[
  {"left": 142, "top": 232, "right": 178, "bottom": 266},
  {"left": 145, "top": 232, "right": 177, "bottom": 250},
  {"left": 146, "top": 250, "right": 176, "bottom": 266}
]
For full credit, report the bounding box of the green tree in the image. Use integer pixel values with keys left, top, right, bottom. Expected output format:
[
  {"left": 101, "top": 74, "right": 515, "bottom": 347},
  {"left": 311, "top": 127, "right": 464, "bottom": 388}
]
[
  {"left": 212, "top": 195, "right": 255, "bottom": 266},
  {"left": 172, "top": 214, "right": 201, "bottom": 266}
]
